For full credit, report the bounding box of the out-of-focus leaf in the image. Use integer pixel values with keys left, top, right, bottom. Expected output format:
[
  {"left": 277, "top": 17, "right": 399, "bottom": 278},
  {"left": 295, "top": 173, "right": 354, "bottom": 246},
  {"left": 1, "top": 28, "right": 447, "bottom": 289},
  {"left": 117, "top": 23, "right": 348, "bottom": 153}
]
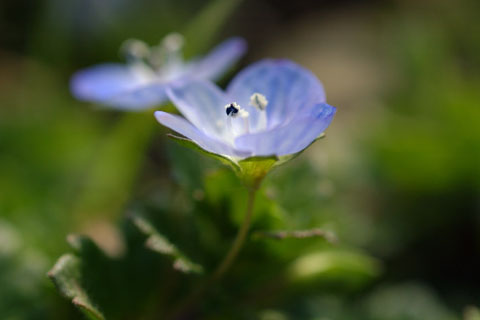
[
  {"left": 364, "top": 283, "right": 459, "bottom": 320},
  {"left": 252, "top": 228, "right": 337, "bottom": 244},
  {"left": 464, "top": 306, "right": 480, "bottom": 320},
  {"left": 288, "top": 249, "right": 382, "bottom": 291},
  {"left": 47, "top": 235, "right": 110, "bottom": 320},
  {"left": 48, "top": 254, "right": 105, "bottom": 320},
  {"left": 47, "top": 232, "right": 169, "bottom": 319},
  {"left": 131, "top": 213, "right": 203, "bottom": 274}
]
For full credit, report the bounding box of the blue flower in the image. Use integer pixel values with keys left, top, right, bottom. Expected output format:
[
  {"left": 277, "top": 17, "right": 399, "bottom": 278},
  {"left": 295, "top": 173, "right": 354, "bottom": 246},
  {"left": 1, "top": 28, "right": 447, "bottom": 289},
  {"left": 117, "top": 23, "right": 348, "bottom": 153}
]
[
  {"left": 155, "top": 59, "right": 336, "bottom": 161},
  {"left": 71, "top": 33, "right": 247, "bottom": 110}
]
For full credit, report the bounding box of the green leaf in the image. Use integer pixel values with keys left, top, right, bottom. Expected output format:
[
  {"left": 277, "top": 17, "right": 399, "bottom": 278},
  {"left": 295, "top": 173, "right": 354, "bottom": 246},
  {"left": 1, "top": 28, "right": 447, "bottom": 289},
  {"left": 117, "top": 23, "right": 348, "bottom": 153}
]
[
  {"left": 48, "top": 254, "right": 105, "bottom": 320},
  {"left": 252, "top": 228, "right": 338, "bottom": 244},
  {"left": 130, "top": 213, "right": 203, "bottom": 274},
  {"left": 465, "top": 307, "right": 480, "bottom": 320},
  {"left": 288, "top": 249, "right": 382, "bottom": 291}
]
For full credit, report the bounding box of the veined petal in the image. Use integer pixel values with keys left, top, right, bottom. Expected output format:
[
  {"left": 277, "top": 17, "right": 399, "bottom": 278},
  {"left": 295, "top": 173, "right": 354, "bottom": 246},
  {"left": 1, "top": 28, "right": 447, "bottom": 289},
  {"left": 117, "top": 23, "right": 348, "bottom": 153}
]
[
  {"left": 154, "top": 111, "right": 249, "bottom": 158},
  {"left": 227, "top": 59, "right": 326, "bottom": 130},
  {"left": 234, "top": 103, "right": 336, "bottom": 157},
  {"left": 71, "top": 63, "right": 152, "bottom": 103},
  {"left": 166, "top": 80, "right": 230, "bottom": 139},
  {"left": 189, "top": 37, "right": 247, "bottom": 81}
]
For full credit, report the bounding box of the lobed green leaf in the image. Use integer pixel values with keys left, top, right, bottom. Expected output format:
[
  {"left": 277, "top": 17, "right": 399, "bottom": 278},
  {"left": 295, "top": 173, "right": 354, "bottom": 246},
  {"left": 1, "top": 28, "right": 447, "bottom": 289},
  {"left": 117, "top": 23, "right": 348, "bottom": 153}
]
[
  {"left": 48, "top": 253, "right": 105, "bottom": 320},
  {"left": 131, "top": 213, "right": 203, "bottom": 274}
]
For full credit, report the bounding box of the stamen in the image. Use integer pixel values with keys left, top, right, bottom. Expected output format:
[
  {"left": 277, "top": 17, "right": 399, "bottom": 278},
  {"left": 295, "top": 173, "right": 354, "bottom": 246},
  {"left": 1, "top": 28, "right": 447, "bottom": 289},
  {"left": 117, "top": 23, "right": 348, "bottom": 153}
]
[
  {"left": 225, "top": 102, "right": 250, "bottom": 135},
  {"left": 239, "top": 109, "right": 249, "bottom": 118},
  {"left": 239, "top": 109, "right": 250, "bottom": 133},
  {"left": 149, "top": 33, "right": 185, "bottom": 72},
  {"left": 225, "top": 102, "right": 241, "bottom": 117},
  {"left": 121, "top": 39, "right": 150, "bottom": 61},
  {"left": 161, "top": 33, "right": 184, "bottom": 52},
  {"left": 250, "top": 93, "right": 268, "bottom": 111}
]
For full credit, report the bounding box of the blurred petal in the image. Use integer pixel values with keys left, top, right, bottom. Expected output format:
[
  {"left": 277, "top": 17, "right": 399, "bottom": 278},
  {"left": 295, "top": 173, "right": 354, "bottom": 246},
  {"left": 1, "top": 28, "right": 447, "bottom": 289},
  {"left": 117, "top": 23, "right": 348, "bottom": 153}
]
[
  {"left": 71, "top": 63, "right": 149, "bottom": 102},
  {"left": 227, "top": 59, "right": 326, "bottom": 130},
  {"left": 234, "top": 103, "right": 336, "bottom": 156},
  {"left": 189, "top": 37, "right": 247, "bottom": 81},
  {"left": 166, "top": 80, "right": 230, "bottom": 138},
  {"left": 154, "top": 111, "right": 250, "bottom": 158},
  {"left": 71, "top": 63, "right": 168, "bottom": 110},
  {"left": 107, "top": 82, "right": 168, "bottom": 110}
]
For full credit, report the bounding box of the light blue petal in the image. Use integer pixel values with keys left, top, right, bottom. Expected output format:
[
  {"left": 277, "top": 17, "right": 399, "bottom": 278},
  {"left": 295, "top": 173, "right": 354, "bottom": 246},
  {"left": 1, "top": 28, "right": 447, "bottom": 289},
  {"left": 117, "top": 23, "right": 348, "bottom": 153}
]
[
  {"left": 154, "top": 111, "right": 250, "bottom": 158},
  {"left": 71, "top": 63, "right": 169, "bottom": 110},
  {"left": 227, "top": 59, "right": 326, "bottom": 130},
  {"left": 106, "top": 82, "right": 168, "bottom": 110},
  {"left": 166, "top": 80, "right": 230, "bottom": 138},
  {"left": 71, "top": 63, "right": 147, "bottom": 102},
  {"left": 188, "top": 37, "right": 247, "bottom": 81},
  {"left": 234, "top": 103, "right": 336, "bottom": 157}
]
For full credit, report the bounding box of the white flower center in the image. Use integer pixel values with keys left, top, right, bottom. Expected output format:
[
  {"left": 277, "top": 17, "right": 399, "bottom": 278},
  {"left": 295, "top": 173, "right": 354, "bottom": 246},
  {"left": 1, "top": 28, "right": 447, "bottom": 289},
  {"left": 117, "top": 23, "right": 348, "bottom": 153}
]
[
  {"left": 121, "top": 33, "right": 186, "bottom": 82},
  {"left": 222, "top": 92, "right": 269, "bottom": 141},
  {"left": 224, "top": 102, "right": 251, "bottom": 138}
]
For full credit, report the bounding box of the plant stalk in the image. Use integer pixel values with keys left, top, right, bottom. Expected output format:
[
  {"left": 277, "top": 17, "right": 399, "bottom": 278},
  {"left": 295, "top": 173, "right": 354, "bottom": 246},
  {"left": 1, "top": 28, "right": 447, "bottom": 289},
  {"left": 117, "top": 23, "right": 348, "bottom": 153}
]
[
  {"left": 166, "top": 187, "right": 258, "bottom": 319},
  {"left": 211, "top": 187, "right": 257, "bottom": 281}
]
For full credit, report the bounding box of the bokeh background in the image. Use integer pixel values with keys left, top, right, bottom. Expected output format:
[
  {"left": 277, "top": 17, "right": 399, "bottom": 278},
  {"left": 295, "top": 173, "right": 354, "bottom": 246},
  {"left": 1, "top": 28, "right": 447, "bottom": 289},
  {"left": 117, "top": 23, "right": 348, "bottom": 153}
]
[{"left": 1, "top": 0, "right": 479, "bottom": 319}]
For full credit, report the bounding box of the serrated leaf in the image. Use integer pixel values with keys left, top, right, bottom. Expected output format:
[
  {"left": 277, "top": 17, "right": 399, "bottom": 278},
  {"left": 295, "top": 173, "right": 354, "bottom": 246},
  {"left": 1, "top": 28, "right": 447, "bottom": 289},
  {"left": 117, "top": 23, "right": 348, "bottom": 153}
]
[
  {"left": 131, "top": 213, "right": 203, "bottom": 274},
  {"left": 48, "top": 254, "right": 105, "bottom": 320}
]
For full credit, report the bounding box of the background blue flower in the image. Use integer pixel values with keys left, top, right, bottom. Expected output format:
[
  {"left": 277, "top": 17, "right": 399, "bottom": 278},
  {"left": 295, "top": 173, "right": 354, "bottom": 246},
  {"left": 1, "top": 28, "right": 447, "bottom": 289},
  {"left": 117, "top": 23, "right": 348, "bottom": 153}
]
[
  {"left": 155, "top": 59, "right": 336, "bottom": 159},
  {"left": 70, "top": 36, "right": 246, "bottom": 110}
]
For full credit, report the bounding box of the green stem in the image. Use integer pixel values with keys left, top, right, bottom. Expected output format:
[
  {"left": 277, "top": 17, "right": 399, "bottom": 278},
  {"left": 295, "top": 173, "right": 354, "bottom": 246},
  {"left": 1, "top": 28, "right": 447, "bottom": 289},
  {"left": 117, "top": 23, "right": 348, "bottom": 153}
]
[
  {"left": 165, "top": 187, "right": 258, "bottom": 319},
  {"left": 211, "top": 187, "right": 257, "bottom": 281}
]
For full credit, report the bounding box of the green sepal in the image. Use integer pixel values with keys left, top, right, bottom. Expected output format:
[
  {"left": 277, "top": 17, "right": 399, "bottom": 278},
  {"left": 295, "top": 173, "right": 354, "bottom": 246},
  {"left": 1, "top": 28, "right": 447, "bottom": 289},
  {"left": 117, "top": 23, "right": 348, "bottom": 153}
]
[
  {"left": 130, "top": 213, "right": 203, "bottom": 274},
  {"left": 236, "top": 133, "right": 327, "bottom": 188},
  {"left": 167, "top": 133, "right": 327, "bottom": 189},
  {"left": 47, "top": 236, "right": 106, "bottom": 320},
  {"left": 167, "top": 134, "right": 240, "bottom": 173},
  {"left": 237, "top": 156, "right": 278, "bottom": 189},
  {"left": 274, "top": 133, "right": 326, "bottom": 168}
]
